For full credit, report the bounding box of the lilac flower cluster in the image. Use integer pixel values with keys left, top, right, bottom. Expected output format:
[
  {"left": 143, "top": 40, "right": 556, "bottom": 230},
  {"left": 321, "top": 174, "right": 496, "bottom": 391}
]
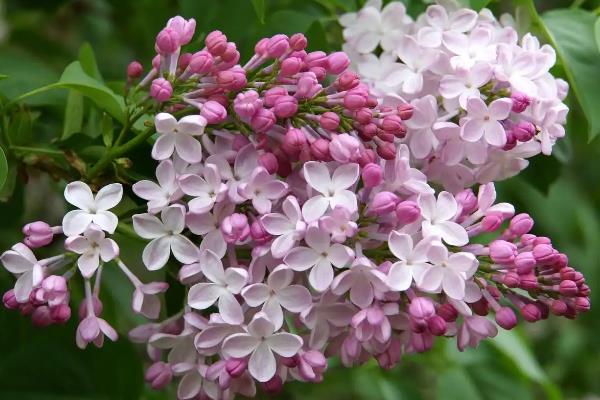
[
  {"left": 341, "top": 0, "right": 569, "bottom": 191},
  {"left": 0, "top": 8, "right": 590, "bottom": 400}
]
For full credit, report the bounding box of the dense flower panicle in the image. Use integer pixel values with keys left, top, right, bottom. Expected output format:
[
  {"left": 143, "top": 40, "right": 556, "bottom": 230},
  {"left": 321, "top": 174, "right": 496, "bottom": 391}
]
[
  {"left": 0, "top": 7, "right": 589, "bottom": 400},
  {"left": 340, "top": 0, "right": 569, "bottom": 192}
]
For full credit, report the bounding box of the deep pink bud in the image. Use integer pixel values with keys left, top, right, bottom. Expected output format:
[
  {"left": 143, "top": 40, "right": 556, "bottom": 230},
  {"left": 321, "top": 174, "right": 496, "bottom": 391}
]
[
  {"left": 344, "top": 89, "right": 368, "bottom": 110},
  {"left": 23, "top": 221, "right": 54, "bottom": 248},
  {"left": 127, "top": 61, "right": 143, "bottom": 79},
  {"left": 267, "top": 34, "right": 289, "bottom": 58},
  {"left": 381, "top": 115, "right": 406, "bottom": 138},
  {"left": 559, "top": 280, "right": 579, "bottom": 297},
  {"left": 273, "top": 95, "right": 298, "bottom": 118},
  {"left": 234, "top": 90, "right": 262, "bottom": 119},
  {"left": 512, "top": 121, "right": 536, "bottom": 141},
  {"left": 221, "top": 213, "right": 250, "bottom": 244},
  {"left": 145, "top": 362, "right": 173, "bottom": 390},
  {"left": 495, "top": 307, "right": 518, "bottom": 329},
  {"left": 369, "top": 192, "right": 399, "bottom": 215},
  {"left": 259, "top": 152, "right": 279, "bottom": 174},
  {"left": 254, "top": 37, "right": 269, "bottom": 56},
  {"left": 427, "top": 315, "right": 447, "bottom": 336},
  {"left": 296, "top": 72, "right": 321, "bottom": 99},
  {"left": 3, "top": 290, "right": 19, "bottom": 309},
  {"left": 376, "top": 142, "right": 396, "bottom": 160},
  {"left": 329, "top": 134, "right": 359, "bottom": 163},
  {"left": 304, "top": 51, "right": 327, "bottom": 68},
  {"left": 32, "top": 306, "right": 54, "bottom": 328},
  {"left": 337, "top": 70, "right": 359, "bottom": 91},
  {"left": 250, "top": 219, "right": 271, "bottom": 245},
  {"left": 509, "top": 213, "right": 534, "bottom": 235},
  {"left": 251, "top": 108, "right": 276, "bottom": 133},
  {"left": 320, "top": 112, "right": 340, "bottom": 131},
  {"left": 48, "top": 304, "right": 70, "bottom": 323},
  {"left": 282, "top": 128, "right": 307, "bottom": 155},
  {"left": 514, "top": 251, "right": 536, "bottom": 275},
  {"left": 310, "top": 138, "right": 330, "bottom": 161},
  {"left": 42, "top": 275, "right": 68, "bottom": 306},
  {"left": 397, "top": 103, "right": 414, "bottom": 120},
  {"left": 189, "top": 50, "right": 214, "bottom": 74},
  {"left": 226, "top": 358, "right": 248, "bottom": 378},
  {"left": 574, "top": 297, "right": 591, "bottom": 312},
  {"left": 481, "top": 212, "right": 503, "bottom": 232},
  {"left": 395, "top": 201, "right": 420, "bottom": 225},
  {"left": 326, "top": 51, "right": 350, "bottom": 74},
  {"left": 217, "top": 67, "right": 247, "bottom": 90},
  {"left": 438, "top": 303, "right": 458, "bottom": 322},
  {"left": 289, "top": 33, "right": 308, "bottom": 51},
  {"left": 167, "top": 16, "right": 196, "bottom": 46},
  {"left": 232, "top": 135, "right": 251, "bottom": 151},
  {"left": 411, "top": 332, "right": 433, "bottom": 353},
  {"left": 511, "top": 92, "right": 531, "bottom": 113},
  {"left": 362, "top": 163, "right": 383, "bottom": 188},
  {"left": 263, "top": 86, "right": 288, "bottom": 108},
  {"left": 150, "top": 78, "right": 172, "bottom": 102},
  {"left": 409, "top": 297, "right": 436, "bottom": 320},
  {"left": 205, "top": 30, "right": 228, "bottom": 56},
  {"left": 550, "top": 300, "right": 568, "bottom": 315},
  {"left": 155, "top": 28, "right": 180, "bottom": 55},
  {"left": 221, "top": 42, "right": 239, "bottom": 63},
  {"left": 455, "top": 189, "right": 478, "bottom": 215},
  {"left": 262, "top": 375, "right": 283, "bottom": 394},
  {"left": 201, "top": 100, "right": 227, "bottom": 123},
  {"left": 489, "top": 240, "right": 518, "bottom": 264},
  {"left": 520, "top": 303, "right": 542, "bottom": 322},
  {"left": 532, "top": 244, "right": 556, "bottom": 264},
  {"left": 502, "top": 271, "right": 520, "bottom": 287},
  {"left": 78, "top": 295, "right": 103, "bottom": 319},
  {"left": 357, "top": 148, "right": 376, "bottom": 166},
  {"left": 280, "top": 57, "right": 302, "bottom": 76},
  {"left": 178, "top": 53, "right": 192, "bottom": 71},
  {"left": 353, "top": 108, "right": 372, "bottom": 124}
]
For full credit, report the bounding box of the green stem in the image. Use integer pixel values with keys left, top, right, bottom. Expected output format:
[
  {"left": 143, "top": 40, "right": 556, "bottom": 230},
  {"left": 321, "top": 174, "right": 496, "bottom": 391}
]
[{"left": 10, "top": 145, "right": 63, "bottom": 156}]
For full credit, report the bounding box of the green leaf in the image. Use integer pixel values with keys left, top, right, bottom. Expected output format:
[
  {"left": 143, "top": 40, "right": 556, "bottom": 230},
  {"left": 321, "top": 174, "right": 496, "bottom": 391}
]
[
  {"left": 17, "top": 61, "right": 126, "bottom": 123},
  {"left": 250, "top": 0, "right": 266, "bottom": 24},
  {"left": 78, "top": 42, "right": 103, "bottom": 81},
  {"left": 436, "top": 368, "right": 482, "bottom": 400},
  {"left": 62, "top": 90, "right": 84, "bottom": 139},
  {"left": 102, "top": 113, "right": 114, "bottom": 147},
  {"left": 540, "top": 9, "right": 600, "bottom": 140},
  {"left": 470, "top": 0, "right": 491, "bottom": 10},
  {"left": 0, "top": 74, "right": 7, "bottom": 80},
  {"left": 0, "top": 147, "right": 7, "bottom": 190},
  {"left": 306, "top": 20, "right": 331, "bottom": 52},
  {"left": 595, "top": 17, "right": 600, "bottom": 54}
]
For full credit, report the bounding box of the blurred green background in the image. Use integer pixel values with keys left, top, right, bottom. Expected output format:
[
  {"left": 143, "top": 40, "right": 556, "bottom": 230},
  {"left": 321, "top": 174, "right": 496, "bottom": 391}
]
[{"left": 0, "top": 0, "right": 599, "bottom": 399}]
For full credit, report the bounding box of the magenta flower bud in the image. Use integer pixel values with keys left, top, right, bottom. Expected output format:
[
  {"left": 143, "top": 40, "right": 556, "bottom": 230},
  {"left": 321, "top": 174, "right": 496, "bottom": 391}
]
[
  {"left": 520, "top": 303, "right": 542, "bottom": 322},
  {"left": 178, "top": 53, "right": 192, "bottom": 71},
  {"left": 438, "top": 303, "right": 458, "bottom": 322},
  {"left": 514, "top": 251, "right": 537, "bottom": 275},
  {"left": 263, "top": 86, "right": 287, "bottom": 107},
  {"left": 127, "top": 61, "right": 143, "bottom": 79},
  {"left": 50, "top": 304, "right": 71, "bottom": 323},
  {"left": 205, "top": 30, "right": 228, "bottom": 56},
  {"left": 233, "top": 135, "right": 251, "bottom": 151},
  {"left": 502, "top": 271, "right": 520, "bottom": 288},
  {"left": 296, "top": 72, "right": 320, "bottom": 99},
  {"left": 254, "top": 37, "right": 269, "bottom": 56},
  {"left": 369, "top": 192, "right": 399, "bottom": 216},
  {"left": 304, "top": 51, "right": 328, "bottom": 68},
  {"left": 326, "top": 51, "right": 350, "bottom": 74},
  {"left": 189, "top": 50, "right": 214, "bottom": 74},
  {"left": 377, "top": 142, "right": 396, "bottom": 160},
  {"left": 344, "top": 88, "right": 368, "bottom": 110},
  {"left": 23, "top": 221, "right": 54, "bottom": 248},
  {"left": 481, "top": 212, "right": 503, "bottom": 232},
  {"left": 262, "top": 375, "right": 283, "bottom": 394},
  {"left": 509, "top": 213, "right": 534, "bottom": 235},
  {"left": 311, "top": 66, "right": 327, "bottom": 81},
  {"left": 395, "top": 201, "right": 420, "bottom": 225},
  {"left": 267, "top": 34, "right": 289, "bottom": 58},
  {"left": 42, "top": 275, "right": 68, "bottom": 306},
  {"left": 32, "top": 306, "right": 54, "bottom": 328},
  {"left": 532, "top": 244, "right": 556, "bottom": 264},
  {"left": 427, "top": 315, "right": 447, "bottom": 336},
  {"left": 280, "top": 57, "right": 303, "bottom": 76},
  {"left": 518, "top": 273, "right": 538, "bottom": 290},
  {"left": 409, "top": 297, "right": 435, "bottom": 320},
  {"left": 250, "top": 219, "right": 271, "bottom": 245},
  {"left": 381, "top": 115, "right": 406, "bottom": 138},
  {"left": 397, "top": 103, "right": 414, "bottom": 120},
  {"left": 259, "top": 152, "right": 279, "bottom": 175},
  {"left": 353, "top": 108, "right": 372, "bottom": 125},
  {"left": 155, "top": 27, "right": 180, "bottom": 55},
  {"left": 512, "top": 121, "right": 536, "bottom": 142},
  {"left": 233, "top": 90, "right": 261, "bottom": 119},
  {"left": 152, "top": 54, "right": 161, "bottom": 70},
  {"left": 495, "top": 307, "right": 518, "bottom": 330},
  {"left": 310, "top": 138, "right": 330, "bottom": 161},
  {"left": 411, "top": 332, "right": 434, "bottom": 353},
  {"left": 150, "top": 78, "right": 172, "bottom": 102},
  {"left": 329, "top": 134, "right": 359, "bottom": 163},
  {"left": 221, "top": 42, "right": 240, "bottom": 63},
  {"left": 337, "top": 70, "right": 359, "bottom": 91},
  {"left": 362, "top": 163, "right": 383, "bottom": 188},
  {"left": 320, "top": 112, "right": 340, "bottom": 131},
  {"left": 455, "top": 189, "right": 477, "bottom": 215},
  {"left": 511, "top": 92, "right": 531, "bottom": 113},
  {"left": 3, "top": 290, "right": 19, "bottom": 309},
  {"left": 250, "top": 108, "right": 276, "bottom": 133},
  {"left": 489, "top": 240, "right": 518, "bottom": 264},
  {"left": 282, "top": 128, "right": 307, "bottom": 156},
  {"left": 221, "top": 213, "right": 250, "bottom": 244},
  {"left": 273, "top": 95, "right": 298, "bottom": 118},
  {"left": 289, "top": 33, "right": 308, "bottom": 51},
  {"left": 167, "top": 16, "right": 196, "bottom": 46},
  {"left": 78, "top": 295, "right": 103, "bottom": 320},
  {"left": 201, "top": 100, "right": 227, "bottom": 123},
  {"left": 550, "top": 300, "right": 568, "bottom": 315},
  {"left": 217, "top": 66, "right": 247, "bottom": 90},
  {"left": 575, "top": 297, "right": 591, "bottom": 312},
  {"left": 145, "top": 362, "right": 173, "bottom": 390},
  {"left": 356, "top": 148, "right": 376, "bottom": 167},
  {"left": 559, "top": 280, "right": 578, "bottom": 297},
  {"left": 225, "top": 358, "right": 248, "bottom": 378}
]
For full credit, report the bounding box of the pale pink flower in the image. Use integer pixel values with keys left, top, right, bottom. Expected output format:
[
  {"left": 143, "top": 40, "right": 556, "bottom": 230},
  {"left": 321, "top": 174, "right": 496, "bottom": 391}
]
[
  {"left": 331, "top": 257, "right": 388, "bottom": 308},
  {"left": 222, "top": 314, "right": 303, "bottom": 382},
  {"left": 439, "top": 63, "right": 493, "bottom": 109},
  {"left": 151, "top": 113, "right": 207, "bottom": 164},
  {"left": 460, "top": 97, "right": 512, "bottom": 147},
  {"left": 62, "top": 181, "right": 122, "bottom": 236},
  {"left": 186, "top": 201, "right": 235, "bottom": 259},
  {"left": 0, "top": 243, "right": 43, "bottom": 302},
  {"left": 206, "top": 144, "right": 259, "bottom": 203},
  {"left": 238, "top": 167, "right": 288, "bottom": 214},
  {"left": 417, "top": 5, "right": 478, "bottom": 48},
  {"left": 419, "top": 191, "right": 468, "bottom": 246},
  {"left": 319, "top": 207, "right": 358, "bottom": 243},
  {"left": 386, "top": 232, "right": 431, "bottom": 291},
  {"left": 261, "top": 196, "right": 306, "bottom": 258},
  {"left": 242, "top": 265, "right": 311, "bottom": 329},
  {"left": 133, "top": 282, "right": 169, "bottom": 319},
  {"left": 133, "top": 160, "right": 183, "bottom": 213},
  {"left": 76, "top": 315, "right": 118, "bottom": 349},
  {"left": 187, "top": 250, "right": 247, "bottom": 324},
  {"left": 300, "top": 292, "right": 356, "bottom": 349},
  {"left": 179, "top": 164, "right": 227, "bottom": 214},
  {"left": 457, "top": 315, "right": 498, "bottom": 351},
  {"left": 133, "top": 206, "right": 199, "bottom": 270},
  {"left": 64, "top": 224, "right": 119, "bottom": 278}
]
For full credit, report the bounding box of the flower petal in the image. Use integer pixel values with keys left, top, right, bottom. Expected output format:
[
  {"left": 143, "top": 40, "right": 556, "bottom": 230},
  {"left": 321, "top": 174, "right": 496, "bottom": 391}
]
[
  {"left": 188, "top": 282, "right": 222, "bottom": 309},
  {"left": 266, "top": 332, "right": 303, "bottom": 357},
  {"left": 303, "top": 162, "right": 331, "bottom": 194},
  {"left": 284, "top": 247, "right": 319, "bottom": 272},
  {"left": 302, "top": 195, "right": 330, "bottom": 222},
  {"left": 249, "top": 342, "right": 277, "bottom": 382},
  {"left": 64, "top": 181, "right": 94, "bottom": 211},
  {"left": 95, "top": 183, "right": 123, "bottom": 211},
  {"left": 142, "top": 237, "right": 172, "bottom": 270},
  {"left": 133, "top": 213, "right": 166, "bottom": 239},
  {"left": 62, "top": 210, "right": 93, "bottom": 236},
  {"left": 308, "top": 259, "right": 334, "bottom": 292},
  {"left": 223, "top": 333, "right": 260, "bottom": 358},
  {"left": 218, "top": 291, "right": 244, "bottom": 324}
]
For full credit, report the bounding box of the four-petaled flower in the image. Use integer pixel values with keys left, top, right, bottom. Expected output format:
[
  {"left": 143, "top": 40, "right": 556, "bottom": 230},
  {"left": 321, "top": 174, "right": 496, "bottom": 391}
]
[
  {"left": 65, "top": 224, "right": 119, "bottom": 278},
  {"left": 0, "top": 243, "right": 43, "bottom": 302},
  {"left": 419, "top": 191, "right": 468, "bottom": 246},
  {"left": 261, "top": 196, "right": 306, "bottom": 258},
  {"left": 460, "top": 97, "right": 512, "bottom": 147},
  {"left": 152, "top": 112, "right": 207, "bottom": 164},
  {"left": 386, "top": 231, "right": 431, "bottom": 291}
]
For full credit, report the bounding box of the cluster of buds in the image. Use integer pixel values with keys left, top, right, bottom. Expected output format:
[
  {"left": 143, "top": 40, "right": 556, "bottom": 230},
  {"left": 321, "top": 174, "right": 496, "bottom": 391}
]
[
  {"left": 0, "top": 7, "right": 589, "bottom": 400},
  {"left": 341, "top": 0, "right": 568, "bottom": 191}
]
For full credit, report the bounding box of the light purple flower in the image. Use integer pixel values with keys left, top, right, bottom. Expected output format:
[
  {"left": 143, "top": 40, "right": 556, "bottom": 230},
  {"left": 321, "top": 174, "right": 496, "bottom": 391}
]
[
  {"left": 133, "top": 160, "right": 183, "bottom": 213},
  {"left": 0, "top": 243, "right": 43, "bottom": 302},
  {"left": 65, "top": 224, "right": 119, "bottom": 278},
  {"left": 261, "top": 196, "right": 306, "bottom": 258},
  {"left": 419, "top": 191, "right": 468, "bottom": 246},
  {"left": 460, "top": 97, "right": 512, "bottom": 147},
  {"left": 151, "top": 113, "right": 207, "bottom": 164}
]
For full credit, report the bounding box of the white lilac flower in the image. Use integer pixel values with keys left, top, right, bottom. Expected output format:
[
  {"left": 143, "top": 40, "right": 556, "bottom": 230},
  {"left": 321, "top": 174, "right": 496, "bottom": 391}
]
[
  {"left": 62, "top": 182, "right": 123, "bottom": 236},
  {"left": 151, "top": 112, "right": 207, "bottom": 164},
  {"left": 64, "top": 224, "right": 119, "bottom": 278}
]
